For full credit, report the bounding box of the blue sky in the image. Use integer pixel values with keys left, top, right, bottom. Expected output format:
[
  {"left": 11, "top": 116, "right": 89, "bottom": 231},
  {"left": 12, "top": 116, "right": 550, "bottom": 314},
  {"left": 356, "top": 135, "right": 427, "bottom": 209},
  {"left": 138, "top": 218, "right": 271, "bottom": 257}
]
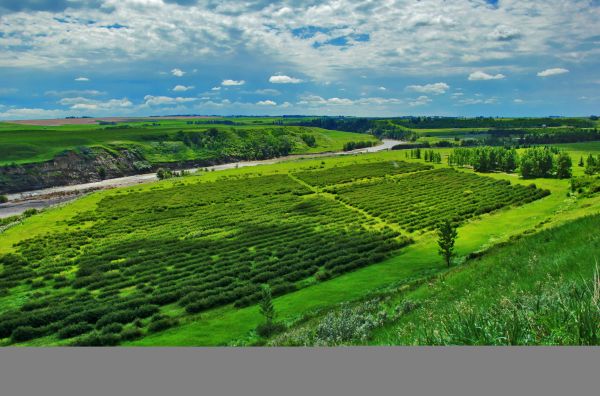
[{"left": 0, "top": 0, "right": 599, "bottom": 120}]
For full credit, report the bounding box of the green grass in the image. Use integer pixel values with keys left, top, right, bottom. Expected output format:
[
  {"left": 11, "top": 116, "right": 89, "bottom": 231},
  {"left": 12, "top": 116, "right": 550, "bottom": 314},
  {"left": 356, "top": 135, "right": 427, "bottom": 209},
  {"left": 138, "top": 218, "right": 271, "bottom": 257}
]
[
  {"left": 0, "top": 120, "right": 377, "bottom": 166},
  {"left": 1, "top": 146, "right": 599, "bottom": 346},
  {"left": 370, "top": 213, "right": 600, "bottom": 345}
]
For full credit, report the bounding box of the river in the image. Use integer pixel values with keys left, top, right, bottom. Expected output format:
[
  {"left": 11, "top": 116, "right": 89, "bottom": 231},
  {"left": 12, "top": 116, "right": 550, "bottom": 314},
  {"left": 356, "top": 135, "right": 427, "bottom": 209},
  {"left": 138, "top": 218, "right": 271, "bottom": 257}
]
[{"left": 0, "top": 139, "right": 402, "bottom": 218}]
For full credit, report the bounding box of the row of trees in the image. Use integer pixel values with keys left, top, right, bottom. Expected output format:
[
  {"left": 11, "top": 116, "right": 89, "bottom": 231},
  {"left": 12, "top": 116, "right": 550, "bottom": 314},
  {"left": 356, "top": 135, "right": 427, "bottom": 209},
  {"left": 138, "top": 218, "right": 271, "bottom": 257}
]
[
  {"left": 343, "top": 141, "right": 375, "bottom": 151},
  {"left": 448, "top": 146, "right": 573, "bottom": 179},
  {"left": 448, "top": 147, "right": 518, "bottom": 173}
]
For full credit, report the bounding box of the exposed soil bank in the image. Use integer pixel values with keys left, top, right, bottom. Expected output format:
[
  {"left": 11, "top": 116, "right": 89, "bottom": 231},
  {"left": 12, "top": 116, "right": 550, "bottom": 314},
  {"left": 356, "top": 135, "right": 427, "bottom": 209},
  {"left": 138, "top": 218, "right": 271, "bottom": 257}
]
[{"left": 0, "top": 139, "right": 401, "bottom": 218}]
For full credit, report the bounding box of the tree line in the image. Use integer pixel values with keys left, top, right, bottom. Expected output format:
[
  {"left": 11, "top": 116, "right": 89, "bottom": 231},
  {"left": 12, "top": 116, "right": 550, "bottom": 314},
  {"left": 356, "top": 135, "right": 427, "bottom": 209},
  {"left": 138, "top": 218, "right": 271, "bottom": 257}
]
[{"left": 448, "top": 146, "right": 572, "bottom": 179}]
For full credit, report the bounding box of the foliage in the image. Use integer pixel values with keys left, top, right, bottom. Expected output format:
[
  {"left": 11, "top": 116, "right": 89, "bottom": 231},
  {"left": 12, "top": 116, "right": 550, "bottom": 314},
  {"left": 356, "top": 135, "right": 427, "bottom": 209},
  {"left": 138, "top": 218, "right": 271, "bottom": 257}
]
[
  {"left": 294, "top": 161, "right": 432, "bottom": 187},
  {"left": 335, "top": 168, "right": 548, "bottom": 232},
  {"left": 519, "top": 147, "right": 558, "bottom": 178},
  {"left": 448, "top": 147, "right": 518, "bottom": 173},
  {"left": 437, "top": 220, "right": 458, "bottom": 268},
  {"left": 0, "top": 174, "right": 407, "bottom": 344},
  {"left": 0, "top": 195, "right": 7, "bottom": 204},
  {"left": 271, "top": 300, "right": 392, "bottom": 346},
  {"left": 343, "top": 141, "right": 375, "bottom": 151}
]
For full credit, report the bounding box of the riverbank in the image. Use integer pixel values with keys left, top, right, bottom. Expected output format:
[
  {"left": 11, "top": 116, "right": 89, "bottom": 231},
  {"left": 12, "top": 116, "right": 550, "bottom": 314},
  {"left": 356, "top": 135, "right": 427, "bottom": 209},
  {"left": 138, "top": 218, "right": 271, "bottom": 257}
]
[{"left": 0, "top": 139, "right": 401, "bottom": 218}]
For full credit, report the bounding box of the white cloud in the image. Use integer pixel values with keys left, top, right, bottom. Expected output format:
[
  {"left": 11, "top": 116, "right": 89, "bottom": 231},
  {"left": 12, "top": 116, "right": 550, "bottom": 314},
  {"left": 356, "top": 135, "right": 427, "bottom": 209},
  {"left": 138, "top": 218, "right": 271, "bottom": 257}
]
[
  {"left": 406, "top": 82, "right": 449, "bottom": 95},
  {"left": 211, "top": 86, "right": 221, "bottom": 91},
  {"left": 256, "top": 100, "right": 277, "bottom": 106},
  {"left": 537, "top": 68, "right": 569, "bottom": 77},
  {"left": 269, "top": 75, "right": 303, "bottom": 84},
  {"left": 59, "top": 97, "right": 133, "bottom": 110},
  {"left": 173, "top": 85, "right": 194, "bottom": 92},
  {"left": 143, "top": 95, "right": 197, "bottom": 106},
  {"left": 254, "top": 88, "right": 280, "bottom": 95},
  {"left": 74, "top": 77, "right": 89, "bottom": 82},
  {"left": 468, "top": 71, "right": 506, "bottom": 81},
  {"left": 0, "top": 107, "right": 65, "bottom": 120},
  {"left": 513, "top": 98, "right": 524, "bottom": 103},
  {"left": 171, "top": 68, "right": 185, "bottom": 77},
  {"left": 378, "top": 86, "right": 387, "bottom": 91},
  {"left": 45, "top": 90, "right": 104, "bottom": 97},
  {"left": 222, "top": 79, "right": 245, "bottom": 86},
  {"left": 459, "top": 97, "right": 498, "bottom": 105},
  {"left": 409, "top": 96, "right": 432, "bottom": 106}
]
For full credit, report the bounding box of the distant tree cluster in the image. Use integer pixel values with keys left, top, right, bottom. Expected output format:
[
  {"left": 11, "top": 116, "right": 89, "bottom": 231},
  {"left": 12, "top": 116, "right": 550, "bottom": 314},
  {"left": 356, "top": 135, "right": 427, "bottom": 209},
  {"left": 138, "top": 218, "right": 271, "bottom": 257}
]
[
  {"left": 519, "top": 147, "right": 572, "bottom": 179},
  {"left": 448, "top": 147, "right": 518, "bottom": 173},
  {"left": 582, "top": 154, "right": 600, "bottom": 175},
  {"left": 300, "top": 134, "right": 317, "bottom": 147},
  {"left": 156, "top": 168, "right": 189, "bottom": 180},
  {"left": 448, "top": 146, "right": 572, "bottom": 179},
  {"left": 423, "top": 150, "right": 442, "bottom": 164},
  {"left": 343, "top": 141, "right": 375, "bottom": 151}
]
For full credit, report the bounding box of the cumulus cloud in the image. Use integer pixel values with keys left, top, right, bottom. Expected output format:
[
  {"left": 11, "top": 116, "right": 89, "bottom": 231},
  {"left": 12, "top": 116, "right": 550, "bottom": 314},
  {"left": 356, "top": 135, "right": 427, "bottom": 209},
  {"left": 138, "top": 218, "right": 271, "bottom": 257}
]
[
  {"left": 468, "top": 71, "right": 506, "bottom": 81},
  {"left": 58, "top": 97, "right": 132, "bottom": 110},
  {"left": 74, "top": 77, "right": 89, "bottom": 82},
  {"left": 173, "top": 85, "right": 194, "bottom": 92},
  {"left": 143, "top": 95, "right": 197, "bottom": 106},
  {"left": 211, "top": 86, "right": 221, "bottom": 91},
  {"left": 409, "top": 95, "right": 432, "bottom": 106},
  {"left": 171, "top": 68, "right": 185, "bottom": 77},
  {"left": 256, "top": 100, "right": 277, "bottom": 106},
  {"left": 0, "top": 107, "right": 66, "bottom": 120},
  {"left": 222, "top": 79, "right": 245, "bottom": 86},
  {"left": 406, "top": 82, "right": 449, "bottom": 95},
  {"left": 269, "top": 75, "right": 303, "bottom": 84},
  {"left": 537, "top": 68, "right": 569, "bottom": 77}
]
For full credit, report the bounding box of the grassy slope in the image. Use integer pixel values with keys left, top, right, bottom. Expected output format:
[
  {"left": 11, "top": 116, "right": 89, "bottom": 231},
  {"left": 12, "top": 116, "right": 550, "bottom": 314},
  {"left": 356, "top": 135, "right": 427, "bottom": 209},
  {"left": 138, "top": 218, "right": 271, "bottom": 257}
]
[
  {"left": 1, "top": 143, "right": 599, "bottom": 346},
  {"left": 370, "top": 213, "right": 600, "bottom": 345},
  {"left": 0, "top": 120, "right": 377, "bottom": 165}
]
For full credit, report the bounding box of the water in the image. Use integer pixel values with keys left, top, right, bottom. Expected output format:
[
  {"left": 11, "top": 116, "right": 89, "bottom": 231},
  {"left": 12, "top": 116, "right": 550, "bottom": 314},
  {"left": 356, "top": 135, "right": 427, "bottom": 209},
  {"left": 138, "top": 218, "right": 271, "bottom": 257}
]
[{"left": 0, "top": 139, "right": 402, "bottom": 218}]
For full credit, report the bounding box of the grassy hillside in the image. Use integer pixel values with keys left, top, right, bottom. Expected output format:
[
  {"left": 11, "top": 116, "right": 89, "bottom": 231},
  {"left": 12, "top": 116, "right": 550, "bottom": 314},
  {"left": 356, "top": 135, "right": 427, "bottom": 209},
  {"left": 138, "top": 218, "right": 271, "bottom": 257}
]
[
  {"left": 0, "top": 141, "right": 599, "bottom": 346},
  {"left": 0, "top": 120, "right": 378, "bottom": 166}
]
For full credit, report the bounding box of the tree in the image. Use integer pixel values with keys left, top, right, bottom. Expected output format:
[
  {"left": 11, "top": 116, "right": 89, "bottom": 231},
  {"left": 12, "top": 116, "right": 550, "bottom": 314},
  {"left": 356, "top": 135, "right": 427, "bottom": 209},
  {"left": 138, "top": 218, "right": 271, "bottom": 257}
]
[
  {"left": 259, "top": 284, "right": 275, "bottom": 326},
  {"left": 556, "top": 152, "right": 572, "bottom": 179},
  {"left": 437, "top": 219, "right": 458, "bottom": 268},
  {"left": 0, "top": 195, "right": 7, "bottom": 204},
  {"left": 578, "top": 156, "right": 585, "bottom": 167}
]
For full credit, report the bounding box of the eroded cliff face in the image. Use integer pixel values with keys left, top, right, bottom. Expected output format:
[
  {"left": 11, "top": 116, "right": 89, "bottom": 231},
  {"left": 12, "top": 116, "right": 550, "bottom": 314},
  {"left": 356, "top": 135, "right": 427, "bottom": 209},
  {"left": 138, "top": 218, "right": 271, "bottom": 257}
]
[{"left": 0, "top": 147, "right": 152, "bottom": 194}]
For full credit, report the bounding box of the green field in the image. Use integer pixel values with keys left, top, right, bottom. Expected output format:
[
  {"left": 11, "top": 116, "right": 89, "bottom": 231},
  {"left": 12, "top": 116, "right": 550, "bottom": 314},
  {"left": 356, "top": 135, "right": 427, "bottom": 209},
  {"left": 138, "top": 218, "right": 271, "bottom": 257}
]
[
  {"left": 0, "top": 139, "right": 599, "bottom": 346},
  {"left": 0, "top": 119, "right": 377, "bottom": 166}
]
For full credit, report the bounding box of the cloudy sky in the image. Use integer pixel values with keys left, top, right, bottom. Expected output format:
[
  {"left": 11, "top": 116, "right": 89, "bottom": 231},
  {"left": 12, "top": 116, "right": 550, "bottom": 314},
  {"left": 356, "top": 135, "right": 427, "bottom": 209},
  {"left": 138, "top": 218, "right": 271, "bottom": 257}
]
[{"left": 0, "top": 0, "right": 598, "bottom": 119}]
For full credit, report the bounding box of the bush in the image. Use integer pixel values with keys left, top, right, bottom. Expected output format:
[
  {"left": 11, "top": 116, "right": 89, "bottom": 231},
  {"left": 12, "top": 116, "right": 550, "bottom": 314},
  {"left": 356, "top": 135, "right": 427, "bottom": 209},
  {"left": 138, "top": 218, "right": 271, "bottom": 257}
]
[
  {"left": 120, "top": 327, "right": 143, "bottom": 341},
  {"left": 256, "top": 322, "right": 286, "bottom": 338},
  {"left": 72, "top": 331, "right": 121, "bottom": 346},
  {"left": 0, "top": 195, "right": 7, "bottom": 204},
  {"left": 148, "top": 317, "right": 178, "bottom": 333},
  {"left": 57, "top": 322, "right": 93, "bottom": 339},
  {"left": 101, "top": 323, "right": 124, "bottom": 334},
  {"left": 11, "top": 326, "right": 46, "bottom": 343}
]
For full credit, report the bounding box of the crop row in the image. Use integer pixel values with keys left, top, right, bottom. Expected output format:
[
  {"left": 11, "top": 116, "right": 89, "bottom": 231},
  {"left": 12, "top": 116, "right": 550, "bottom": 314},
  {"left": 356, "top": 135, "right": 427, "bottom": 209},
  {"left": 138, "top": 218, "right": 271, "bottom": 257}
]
[
  {"left": 334, "top": 168, "right": 550, "bottom": 232},
  {"left": 0, "top": 175, "right": 407, "bottom": 344},
  {"left": 293, "top": 161, "right": 432, "bottom": 187}
]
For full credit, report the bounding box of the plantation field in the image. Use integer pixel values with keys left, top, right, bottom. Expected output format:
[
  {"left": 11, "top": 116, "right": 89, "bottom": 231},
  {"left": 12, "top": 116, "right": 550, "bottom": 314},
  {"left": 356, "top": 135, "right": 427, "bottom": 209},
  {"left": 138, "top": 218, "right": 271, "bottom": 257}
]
[
  {"left": 0, "top": 144, "right": 599, "bottom": 346},
  {"left": 334, "top": 168, "right": 549, "bottom": 232},
  {"left": 0, "top": 120, "right": 377, "bottom": 166}
]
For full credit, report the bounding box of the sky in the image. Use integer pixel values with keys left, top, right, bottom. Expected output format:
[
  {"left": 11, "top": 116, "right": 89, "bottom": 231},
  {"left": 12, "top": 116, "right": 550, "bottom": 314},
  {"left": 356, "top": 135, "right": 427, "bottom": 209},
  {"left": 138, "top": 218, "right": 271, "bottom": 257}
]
[{"left": 0, "top": 0, "right": 599, "bottom": 120}]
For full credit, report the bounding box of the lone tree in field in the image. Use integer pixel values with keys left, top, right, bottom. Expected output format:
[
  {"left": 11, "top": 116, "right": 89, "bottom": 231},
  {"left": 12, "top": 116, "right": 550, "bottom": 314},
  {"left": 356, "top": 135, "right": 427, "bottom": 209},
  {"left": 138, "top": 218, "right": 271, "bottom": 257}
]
[
  {"left": 258, "top": 284, "right": 275, "bottom": 327},
  {"left": 437, "top": 219, "right": 458, "bottom": 268}
]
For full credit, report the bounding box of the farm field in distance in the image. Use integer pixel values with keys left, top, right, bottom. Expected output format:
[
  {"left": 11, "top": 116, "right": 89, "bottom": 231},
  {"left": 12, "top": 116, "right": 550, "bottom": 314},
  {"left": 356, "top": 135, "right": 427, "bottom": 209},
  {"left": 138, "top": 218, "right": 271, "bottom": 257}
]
[{"left": 1, "top": 117, "right": 599, "bottom": 346}]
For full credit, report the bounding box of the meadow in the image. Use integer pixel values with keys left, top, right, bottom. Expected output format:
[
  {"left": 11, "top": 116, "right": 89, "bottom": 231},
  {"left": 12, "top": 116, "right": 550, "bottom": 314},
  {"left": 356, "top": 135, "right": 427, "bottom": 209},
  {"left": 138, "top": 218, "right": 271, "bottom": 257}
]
[
  {"left": 0, "top": 119, "right": 377, "bottom": 166},
  {"left": 0, "top": 115, "right": 599, "bottom": 345}
]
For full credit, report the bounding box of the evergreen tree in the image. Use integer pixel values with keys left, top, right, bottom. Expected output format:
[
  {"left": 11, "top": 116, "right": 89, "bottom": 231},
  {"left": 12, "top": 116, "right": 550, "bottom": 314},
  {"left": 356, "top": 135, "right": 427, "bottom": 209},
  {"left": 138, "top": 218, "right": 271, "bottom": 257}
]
[
  {"left": 556, "top": 152, "right": 572, "bottom": 179},
  {"left": 437, "top": 219, "right": 458, "bottom": 268},
  {"left": 578, "top": 156, "right": 584, "bottom": 167}
]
